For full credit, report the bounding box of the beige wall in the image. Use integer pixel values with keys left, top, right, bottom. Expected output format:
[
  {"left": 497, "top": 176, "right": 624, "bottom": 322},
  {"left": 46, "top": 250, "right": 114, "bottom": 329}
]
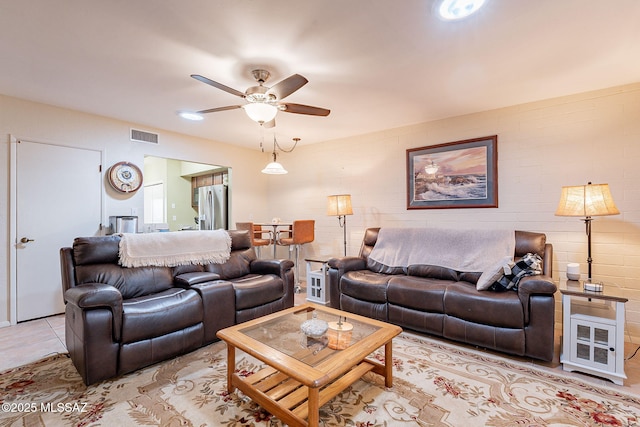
[
  {"left": 0, "top": 94, "right": 271, "bottom": 325},
  {"left": 268, "top": 83, "right": 640, "bottom": 340},
  {"left": 2, "top": 82, "right": 640, "bottom": 340}
]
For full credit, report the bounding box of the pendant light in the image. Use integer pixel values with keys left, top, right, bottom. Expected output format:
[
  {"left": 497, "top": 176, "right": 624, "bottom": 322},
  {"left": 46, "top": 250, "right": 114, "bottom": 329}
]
[
  {"left": 261, "top": 150, "right": 288, "bottom": 174},
  {"left": 261, "top": 136, "right": 300, "bottom": 175}
]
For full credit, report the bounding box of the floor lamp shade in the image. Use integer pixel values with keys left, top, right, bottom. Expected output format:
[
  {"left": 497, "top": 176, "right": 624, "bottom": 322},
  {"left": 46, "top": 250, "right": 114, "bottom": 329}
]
[
  {"left": 327, "top": 194, "right": 353, "bottom": 256},
  {"left": 327, "top": 194, "right": 353, "bottom": 216},
  {"left": 555, "top": 183, "right": 619, "bottom": 217},
  {"left": 555, "top": 182, "right": 619, "bottom": 281}
]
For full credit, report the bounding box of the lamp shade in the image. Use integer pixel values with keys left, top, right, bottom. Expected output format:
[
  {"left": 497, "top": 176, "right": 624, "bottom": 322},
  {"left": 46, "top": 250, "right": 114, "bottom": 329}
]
[
  {"left": 261, "top": 161, "right": 288, "bottom": 175},
  {"left": 555, "top": 183, "right": 619, "bottom": 217},
  {"left": 327, "top": 194, "right": 353, "bottom": 216},
  {"left": 243, "top": 103, "right": 278, "bottom": 124}
]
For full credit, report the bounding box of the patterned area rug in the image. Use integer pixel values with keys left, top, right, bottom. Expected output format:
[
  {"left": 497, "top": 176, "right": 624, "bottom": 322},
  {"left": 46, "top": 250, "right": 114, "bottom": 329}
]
[{"left": 1, "top": 332, "right": 639, "bottom": 426}]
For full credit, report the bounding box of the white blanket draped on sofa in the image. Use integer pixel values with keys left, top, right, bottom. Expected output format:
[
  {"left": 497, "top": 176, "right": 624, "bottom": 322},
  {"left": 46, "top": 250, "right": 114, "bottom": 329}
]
[
  {"left": 118, "top": 230, "right": 232, "bottom": 268},
  {"left": 368, "top": 228, "right": 515, "bottom": 272}
]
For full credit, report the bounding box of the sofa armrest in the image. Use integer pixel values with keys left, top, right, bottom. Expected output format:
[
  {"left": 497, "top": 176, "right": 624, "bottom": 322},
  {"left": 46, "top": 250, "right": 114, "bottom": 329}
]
[
  {"left": 326, "top": 256, "right": 367, "bottom": 309},
  {"left": 517, "top": 275, "right": 557, "bottom": 324},
  {"left": 64, "top": 283, "right": 123, "bottom": 341},
  {"left": 250, "top": 259, "right": 295, "bottom": 276},
  {"left": 174, "top": 272, "right": 221, "bottom": 287},
  {"left": 327, "top": 256, "right": 366, "bottom": 271},
  {"left": 250, "top": 259, "right": 295, "bottom": 307}
]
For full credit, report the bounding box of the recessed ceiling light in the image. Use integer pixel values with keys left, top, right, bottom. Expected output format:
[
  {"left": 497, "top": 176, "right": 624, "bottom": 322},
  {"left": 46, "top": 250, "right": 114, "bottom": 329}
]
[
  {"left": 438, "top": 0, "right": 486, "bottom": 21},
  {"left": 179, "top": 111, "right": 204, "bottom": 121}
]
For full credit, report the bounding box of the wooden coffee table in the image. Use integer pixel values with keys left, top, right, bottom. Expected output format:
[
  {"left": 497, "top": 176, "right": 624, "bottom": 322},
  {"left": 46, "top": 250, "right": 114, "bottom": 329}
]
[{"left": 216, "top": 303, "right": 402, "bottom": 427}]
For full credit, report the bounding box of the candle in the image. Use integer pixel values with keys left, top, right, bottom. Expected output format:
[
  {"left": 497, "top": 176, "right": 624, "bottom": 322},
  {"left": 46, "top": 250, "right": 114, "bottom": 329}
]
[{"left": 327, "top": 320, "right": 353, "bottom": 350}]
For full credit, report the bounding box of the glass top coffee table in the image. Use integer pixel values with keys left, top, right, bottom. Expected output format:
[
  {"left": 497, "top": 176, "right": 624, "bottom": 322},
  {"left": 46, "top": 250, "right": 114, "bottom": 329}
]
[{"left": 216, "top": 303, "right": 402, "bottom": 427}]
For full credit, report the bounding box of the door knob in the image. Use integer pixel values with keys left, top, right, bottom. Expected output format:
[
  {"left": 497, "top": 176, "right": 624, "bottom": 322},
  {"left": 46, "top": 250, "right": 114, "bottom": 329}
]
[{"left": 20, "top": 237, "right": 35, "bottom": 243}]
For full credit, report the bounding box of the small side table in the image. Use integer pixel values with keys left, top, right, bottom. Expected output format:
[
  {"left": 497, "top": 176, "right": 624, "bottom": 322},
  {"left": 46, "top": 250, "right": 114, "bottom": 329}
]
[
  {"left": 305, "top": 257, "right": 334, "bottom": 305},
  {"left": 560, "top": 280, "right": 628, "bottom": 385}
]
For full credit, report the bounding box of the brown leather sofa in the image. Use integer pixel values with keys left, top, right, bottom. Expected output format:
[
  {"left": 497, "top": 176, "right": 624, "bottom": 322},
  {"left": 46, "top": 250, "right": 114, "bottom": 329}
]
[
  {"left": 327, "top": 228, "right": 557, "bottom": 361},
  {"left": 60, "top": 230, "right": 294, "bottom": 385}
]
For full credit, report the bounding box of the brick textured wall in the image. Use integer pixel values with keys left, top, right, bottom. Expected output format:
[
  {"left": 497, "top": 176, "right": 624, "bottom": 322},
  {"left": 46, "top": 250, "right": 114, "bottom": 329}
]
[{"left": 267, "top": 83, "right": 640, "bottom": 341}]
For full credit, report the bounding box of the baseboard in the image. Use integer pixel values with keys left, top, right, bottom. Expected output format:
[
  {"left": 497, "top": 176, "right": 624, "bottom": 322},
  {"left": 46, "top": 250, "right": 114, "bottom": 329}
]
[{"left": 0, "top": 320, "right": 11, "bottom": 329}]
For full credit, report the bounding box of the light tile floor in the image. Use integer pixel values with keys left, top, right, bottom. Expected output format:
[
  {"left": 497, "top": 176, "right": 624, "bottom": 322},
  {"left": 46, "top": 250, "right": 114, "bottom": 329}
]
[
  {"left": 1, "top": 294, "right": 639, "bottom": 396},
  {"left": 0, "top": 314, "right": 66, "bottom": 372}
]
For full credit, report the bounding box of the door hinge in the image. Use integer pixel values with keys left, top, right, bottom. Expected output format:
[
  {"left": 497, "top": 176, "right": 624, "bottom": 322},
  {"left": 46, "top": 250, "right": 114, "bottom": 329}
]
[{"left": 99, "top": 164, "right": 102, "bottom": 172}]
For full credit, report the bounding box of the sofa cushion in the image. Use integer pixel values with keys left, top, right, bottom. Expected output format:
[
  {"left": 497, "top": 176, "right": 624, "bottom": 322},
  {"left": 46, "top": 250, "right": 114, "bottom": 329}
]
[
  {"left": 407, "top": 264, "right": 459, "bottom": 281},
  {"left": 73, "top": 235, "right": 120, "bottom": 265},
  {"left": 121, "top": 288, "right": 203, "bottom": 343},
  {"left": 75, "top": 264, "right": 174, "bottom": 300},
  {"left": 443, "top": 282, "right": 524, "bottom": 328},
  {"left": 367, "top": 258, "right": 405, "bottom": 275},
  {"left": 340, "top": 270, "right": 392, "bottom": 303},
  {"left": 515, "top": 230, "right": 546, "bottom": 258},
  {"left": 459, "top": 271, "right": 481, "bottom": 285},
  {"left": 206, "top": 250, "right": 252, "bottom": 279},
  {"left": 387, "top": 276, "right": 451, "bottom": 312},
  {"left": 231, "top": 275, "right": 284, "bottom": 310}
]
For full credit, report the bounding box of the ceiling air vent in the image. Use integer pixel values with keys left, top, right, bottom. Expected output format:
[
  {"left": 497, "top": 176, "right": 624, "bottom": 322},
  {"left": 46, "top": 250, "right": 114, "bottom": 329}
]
[{"left": 130, "top": 128, "right": 159, "bottom": 144}]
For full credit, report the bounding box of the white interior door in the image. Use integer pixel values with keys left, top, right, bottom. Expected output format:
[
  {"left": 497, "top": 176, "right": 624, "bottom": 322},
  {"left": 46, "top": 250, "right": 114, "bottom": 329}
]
[{"left": 16, "top": 140, "right": 102, "bottom": 322}]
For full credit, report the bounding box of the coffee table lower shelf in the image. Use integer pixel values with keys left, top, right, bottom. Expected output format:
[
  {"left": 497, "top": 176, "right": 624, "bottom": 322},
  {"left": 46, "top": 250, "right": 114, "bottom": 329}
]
[{"left": 227, "top": 346, "right": 386, "bottom": 427}]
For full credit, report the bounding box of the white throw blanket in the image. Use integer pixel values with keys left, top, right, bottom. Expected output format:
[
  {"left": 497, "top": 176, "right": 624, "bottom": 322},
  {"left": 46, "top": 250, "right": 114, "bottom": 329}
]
[
  {"left": 368, "top": 228, "right": 515, "bottom": 272},
  {"left": 118, "top": 230, "right": 231, "bottom": 268}
]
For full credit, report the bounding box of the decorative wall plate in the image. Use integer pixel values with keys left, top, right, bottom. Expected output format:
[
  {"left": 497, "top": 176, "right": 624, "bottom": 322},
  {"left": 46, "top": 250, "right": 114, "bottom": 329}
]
[{"left": 108, "top": 161, "right": 143, "bottom": 193}]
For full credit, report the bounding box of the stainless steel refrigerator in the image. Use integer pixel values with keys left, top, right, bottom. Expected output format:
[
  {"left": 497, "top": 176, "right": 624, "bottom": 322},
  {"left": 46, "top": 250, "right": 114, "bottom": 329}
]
[{"left": 197, "top": 184, "right": 228, "bottom": 230}]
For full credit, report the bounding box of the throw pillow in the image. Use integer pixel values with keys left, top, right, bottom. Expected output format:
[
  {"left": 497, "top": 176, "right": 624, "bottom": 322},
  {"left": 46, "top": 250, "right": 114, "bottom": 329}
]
[
  {"left": 476, "top": 256, "right": 513, "bottom": 291},
  {"left": 492, "top": 252, "right": 543, "bottom": 291}
]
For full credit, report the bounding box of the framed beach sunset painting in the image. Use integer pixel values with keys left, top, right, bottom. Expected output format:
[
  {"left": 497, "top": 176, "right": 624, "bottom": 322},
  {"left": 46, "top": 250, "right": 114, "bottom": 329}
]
[{"left": 406, "top": 135, "right": 498, "bottom": 209}]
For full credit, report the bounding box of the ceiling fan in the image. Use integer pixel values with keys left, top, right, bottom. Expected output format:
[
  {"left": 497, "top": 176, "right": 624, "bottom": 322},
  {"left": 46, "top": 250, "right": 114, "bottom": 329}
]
[{"left": 189, "top": 69, "right": 330, "bottom": 128}]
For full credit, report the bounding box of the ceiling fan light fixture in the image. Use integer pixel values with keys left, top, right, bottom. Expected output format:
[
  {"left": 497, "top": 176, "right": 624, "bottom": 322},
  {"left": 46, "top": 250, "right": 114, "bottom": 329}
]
[
  {"left": 438, "top": 0, "right": 486, "bottom": 21},
  {"left": 243, "top": 103, "right": 278, "bottom": 124}
]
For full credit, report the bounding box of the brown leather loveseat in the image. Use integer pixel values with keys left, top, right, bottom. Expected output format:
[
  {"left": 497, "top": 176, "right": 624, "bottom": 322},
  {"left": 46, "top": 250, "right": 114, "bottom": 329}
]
[
  {"left": 60, "top": 230, "right": 294, "bottom": 385},
  {"left": 327, "top": 228, "right": 557, "bottom": 361}
]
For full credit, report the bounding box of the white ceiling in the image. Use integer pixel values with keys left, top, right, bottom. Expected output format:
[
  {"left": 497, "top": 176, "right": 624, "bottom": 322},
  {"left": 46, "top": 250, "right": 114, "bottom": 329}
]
[{"left": 1, "top": 0, "right": 639, "bottom": 150}]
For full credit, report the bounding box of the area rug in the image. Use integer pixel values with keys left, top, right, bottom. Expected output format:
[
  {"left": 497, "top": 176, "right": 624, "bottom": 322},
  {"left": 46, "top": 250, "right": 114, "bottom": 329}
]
[{"left": 1, "top": 332, "right": 639, "bottom": 426}]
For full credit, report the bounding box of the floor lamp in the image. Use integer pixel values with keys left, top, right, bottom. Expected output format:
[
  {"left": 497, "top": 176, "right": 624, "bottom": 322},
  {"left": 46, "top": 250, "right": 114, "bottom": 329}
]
[
  {"left": 555, "top": 182, "right": 619, "bottom": 288},
  {"left": 327, "top": 194, "right": 353, "bottom": 256}
]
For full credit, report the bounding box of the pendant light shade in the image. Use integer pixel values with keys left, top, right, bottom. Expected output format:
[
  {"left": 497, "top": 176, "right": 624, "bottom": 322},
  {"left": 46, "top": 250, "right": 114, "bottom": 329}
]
[
  {"left": 261, "top": 159, "right": 288, "bottom": 174},
  {"left": 261, "top": 139, "right": 288, "bottom": 174}
]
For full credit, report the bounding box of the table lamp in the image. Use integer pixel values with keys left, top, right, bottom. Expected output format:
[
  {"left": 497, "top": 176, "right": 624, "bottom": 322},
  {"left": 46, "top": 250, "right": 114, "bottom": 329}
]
[
  {"left": 327, "top": 194, "right": 353, "bottom": 256},
  {"left": 555, "top": 182, "right": 619, "bottom": 290}
]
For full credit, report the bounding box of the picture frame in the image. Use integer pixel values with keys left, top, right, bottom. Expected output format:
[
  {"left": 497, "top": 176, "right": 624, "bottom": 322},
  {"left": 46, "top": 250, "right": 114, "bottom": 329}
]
[{"left": 406, "top": 135, "right": 498, "bottom": 209}]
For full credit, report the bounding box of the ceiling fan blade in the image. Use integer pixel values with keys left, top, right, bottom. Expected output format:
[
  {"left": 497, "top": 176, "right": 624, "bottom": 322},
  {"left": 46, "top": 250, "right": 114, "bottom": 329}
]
[
  {"left": 281, "top": 103, "right": 330, "bottom": 116},
  {"left": 263, "top": 118, "right": 276, "bottom": 128},
  {"left": 191, "top": 74, "right": 246, "bottom": 98},
  {"left": 267, "top": 74, "right": 308, "bottom": 100},
  {"left": 196, "top": 105, "right": 242, "bottom": 114}
]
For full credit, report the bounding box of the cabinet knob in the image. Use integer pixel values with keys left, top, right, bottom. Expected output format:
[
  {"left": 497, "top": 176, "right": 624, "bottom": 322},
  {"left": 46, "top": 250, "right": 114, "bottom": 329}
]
[{"left": 610, "top": 347, "right": 615, "bottom": 352}]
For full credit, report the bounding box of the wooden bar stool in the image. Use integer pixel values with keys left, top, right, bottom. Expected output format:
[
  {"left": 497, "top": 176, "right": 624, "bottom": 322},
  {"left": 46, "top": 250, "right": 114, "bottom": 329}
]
[
  {"left": 236, "top": 222, "right": 273, "bottom": 258},
  {"left": 277, "top": 220, "right": 315, "bottom": 293}
]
